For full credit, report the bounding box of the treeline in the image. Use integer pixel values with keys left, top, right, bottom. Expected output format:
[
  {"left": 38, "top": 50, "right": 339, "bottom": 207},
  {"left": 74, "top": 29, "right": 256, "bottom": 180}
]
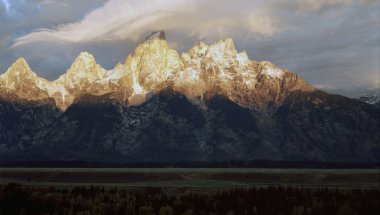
[
  {"left": 1, "top": 160, "right": 379, "bottom": 168},
  {"left": 0, "top": 183, "right": 379, "bottom": 215}
]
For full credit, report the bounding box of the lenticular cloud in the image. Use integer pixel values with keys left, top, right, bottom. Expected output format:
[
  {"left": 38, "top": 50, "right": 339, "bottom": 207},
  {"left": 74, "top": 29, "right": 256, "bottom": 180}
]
[{"left": 12, "top": 0, "right": 192, "bottom": 47}]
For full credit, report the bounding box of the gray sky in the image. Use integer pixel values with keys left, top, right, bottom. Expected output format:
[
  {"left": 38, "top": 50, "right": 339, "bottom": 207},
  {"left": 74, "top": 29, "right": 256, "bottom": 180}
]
[{"left": 0, "top": 0, "right": 379, "bottom": 97}]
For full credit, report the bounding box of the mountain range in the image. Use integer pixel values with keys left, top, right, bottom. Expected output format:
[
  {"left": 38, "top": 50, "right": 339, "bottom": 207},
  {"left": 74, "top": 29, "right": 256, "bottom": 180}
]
[{"left": 0, "top": 31, "right": 379, "bottom": 164}]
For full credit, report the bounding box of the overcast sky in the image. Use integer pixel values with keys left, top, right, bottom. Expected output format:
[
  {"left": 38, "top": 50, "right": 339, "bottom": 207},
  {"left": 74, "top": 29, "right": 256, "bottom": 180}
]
[{"left": 0, "top": 0, "right": 379, "bottom": 97}]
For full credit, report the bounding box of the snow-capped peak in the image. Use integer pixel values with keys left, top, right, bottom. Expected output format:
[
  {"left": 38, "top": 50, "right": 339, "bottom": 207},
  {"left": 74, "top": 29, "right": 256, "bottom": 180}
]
[
  {"left": 0, "top": 58, "right": 56, "bottom": 102},
  {"left": 125, "top": 31, "right": 181, "bottom": 94},
  {"left": 67, "top": 52, "right": 98, "bottom": 76},
  {"left": 55, "top": 52, "right": 108, "bottom": 91},
  {"left": 3, "top": 57, "right": 36, "bottom": 78},
  {"left": 174, "top": 37, "right": 256, "bottom": 104},
  {"left": 12, "top": 57, "right": 29, "bottom": 68},
  {"left": 0, "top": 32, "right": 314, "bottom": 110},
  {"left": 75, "top": 52, "right": 96, "bottom": 70},
  {"left": 0, "top": 57, "right": 40, "bottom": 89}
]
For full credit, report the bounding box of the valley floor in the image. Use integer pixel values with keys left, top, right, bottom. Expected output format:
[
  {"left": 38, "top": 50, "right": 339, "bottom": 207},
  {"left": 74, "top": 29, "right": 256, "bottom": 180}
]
[
  {"left": 0, "top": 168, "right": 379, "bottom": 214},
  {"left": 0, "top": 168, "right": 378, "bottom": 189}
]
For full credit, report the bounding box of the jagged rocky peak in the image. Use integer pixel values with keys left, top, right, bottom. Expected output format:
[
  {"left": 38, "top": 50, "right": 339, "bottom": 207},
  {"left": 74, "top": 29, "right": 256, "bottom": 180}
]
[
  {"left": 211, "top": 38, "right": 237, "bottom": 55},
  {"left": 0, "top": 57, "right": 38, "bottom": 93},
  {"left": 175, "top": 37, "right": 315, "bottom": 108},
  {"left": 54, "top": 52, "right": 108, "bottom": 91},
  {"left": 174, "top": 37, "right": 257, "bottom": 105},
  {"left": 144, "top": 30, "right": 166, "bottom": 41},
  {"left": 1, "top": 57, "right": 37, "bottom": 80},
  {"left": 0, "top": 57, "right": 39, "bottom": 89},
  {"left": 72, "top": 52, "right": 97, "bottom": 69},
  {"left": 0, "top": 57, "right": 54, "bottom": 101},
  {"left": 0, "top": 58, "right": 73, "bottom": 109},
  {"left": 182, "top": 38, "right": 250, "bottom": 70},
  {"left": 124, "top": 31, "right": 181, "bottom": 94},
  {"left": 65, "top": 52, "right": 105, "bottom": 77},
  {"left": 0, "top": 32, "right": 315, "bottom": 110}
]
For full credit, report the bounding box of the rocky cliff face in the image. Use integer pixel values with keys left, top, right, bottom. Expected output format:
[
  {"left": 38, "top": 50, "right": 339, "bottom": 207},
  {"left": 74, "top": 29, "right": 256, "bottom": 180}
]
[{"left": 0, "top": 32, "right": 378, "bottom": 163}]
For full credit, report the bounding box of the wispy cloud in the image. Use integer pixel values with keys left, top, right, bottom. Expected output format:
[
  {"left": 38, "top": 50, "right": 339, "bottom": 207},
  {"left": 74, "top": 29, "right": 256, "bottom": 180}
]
[
  {"left": 13, "top": 0, "right": 193, "bottom": 47},
  {"left": 246, "top": 9, "right": 280, "bottom": 38},
  {"left": 1, "top": 0, "right": 9, "bottom": 11},
  {"left": 39, "top": 0, "right": 71, "bottom": 8},
  {"left": 13, "top": 0, "right": 286, "bottom": 47},
  {"left": 299, "top": 0, "right": 353, "bottom": 12}
]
